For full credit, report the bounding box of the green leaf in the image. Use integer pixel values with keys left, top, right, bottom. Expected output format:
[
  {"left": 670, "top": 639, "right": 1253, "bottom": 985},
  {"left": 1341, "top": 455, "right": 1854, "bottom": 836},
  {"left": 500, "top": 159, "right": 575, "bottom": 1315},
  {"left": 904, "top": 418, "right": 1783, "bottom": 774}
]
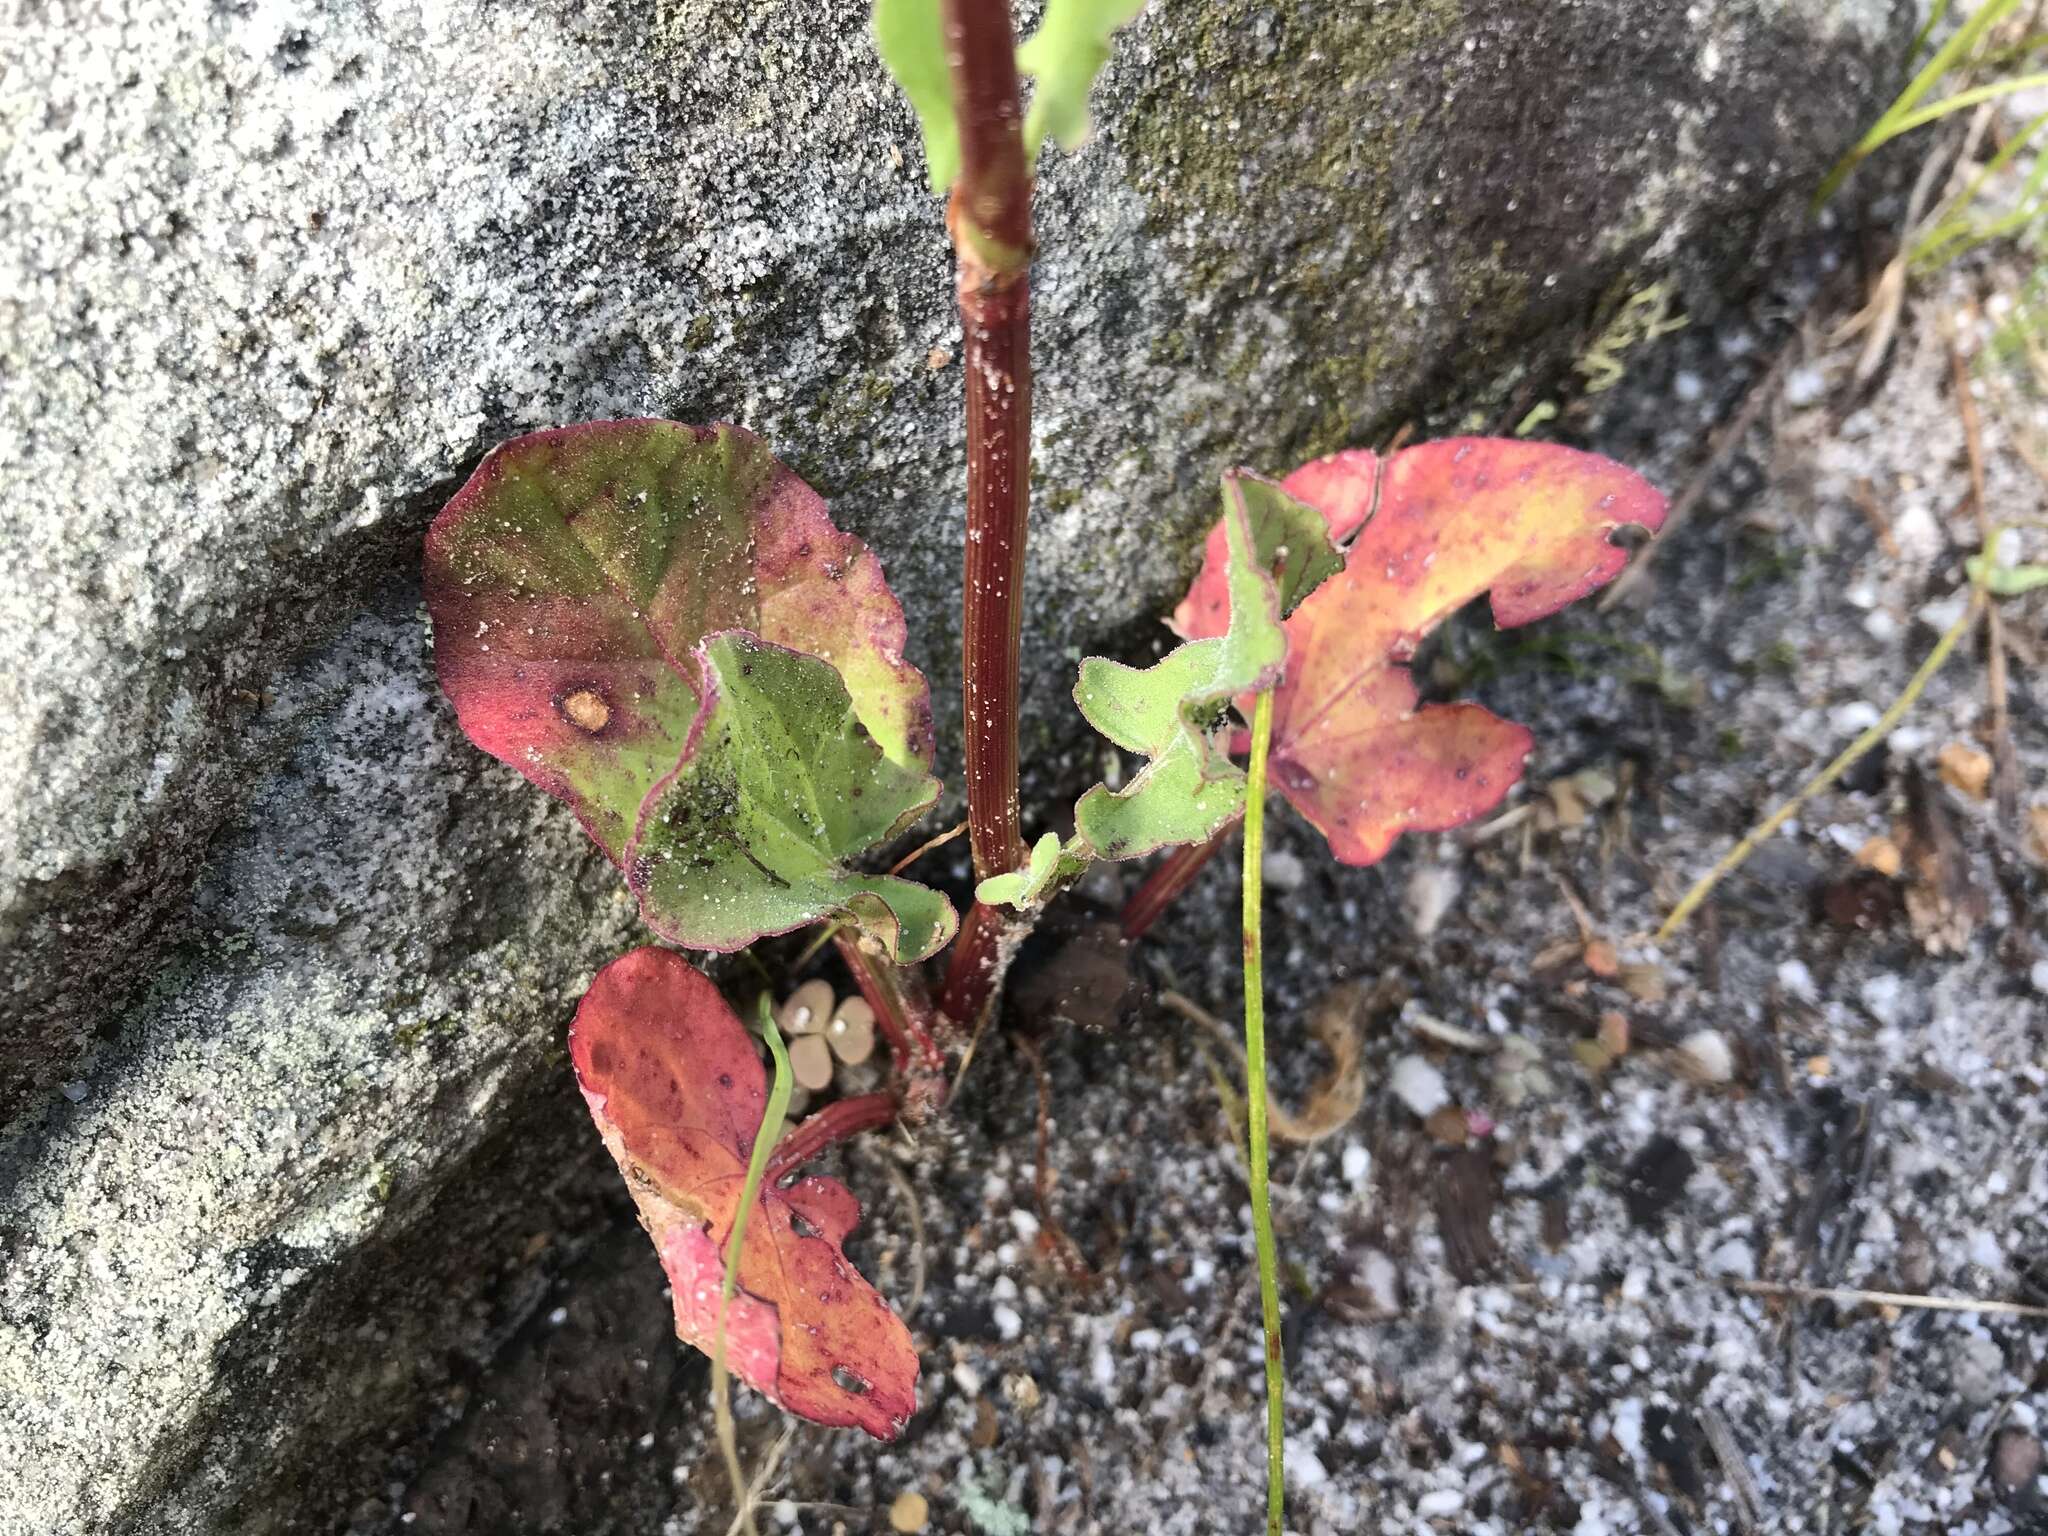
[
  {"left": 975, "top": 830, "right": 1070, "bottom": 909},
  {"left": 1968, "top": 552, "right": 2048, "bottom": 596},
  {"left": 425, "top": 420, "right": 933, "bottom": 866},
  {"left": 1015, "top": 0, "right": 1146, "bottom": 159},
  {"left": 628, "top": 634, "right": 956, "bottom": 963},
  {"left": 873, "top": 0, "right": 959, "bottom": 193},
  {"left": 1018, "top": 0, "right": 1146, "bottom": 161},
  {"left": 1072, "top": 488, "right": 1285, "bottom": 860},
  {"left": 1231, "top": 470, "right": 1346, "bottom": 616}
]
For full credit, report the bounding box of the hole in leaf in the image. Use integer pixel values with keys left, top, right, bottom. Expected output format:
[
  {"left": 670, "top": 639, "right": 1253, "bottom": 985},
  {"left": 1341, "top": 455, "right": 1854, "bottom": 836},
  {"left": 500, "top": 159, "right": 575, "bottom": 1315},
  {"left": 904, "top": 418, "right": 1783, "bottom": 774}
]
[
  {"left": 789, "top": 1209, "right": 822, "bottom": 1239},
  {"left": 831, "top": 1364, "right": 872, "bottom": 1395}
]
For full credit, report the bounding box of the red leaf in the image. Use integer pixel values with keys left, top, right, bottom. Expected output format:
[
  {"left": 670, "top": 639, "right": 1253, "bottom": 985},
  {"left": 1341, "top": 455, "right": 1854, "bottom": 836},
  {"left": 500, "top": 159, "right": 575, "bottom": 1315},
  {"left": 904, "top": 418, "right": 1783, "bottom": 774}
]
[
  {"left": 1173, "top": 439, "right": 1665, "bottom": 865},
  {"left": 569, "top": 947, "right": 918, "bottom": 1439}
]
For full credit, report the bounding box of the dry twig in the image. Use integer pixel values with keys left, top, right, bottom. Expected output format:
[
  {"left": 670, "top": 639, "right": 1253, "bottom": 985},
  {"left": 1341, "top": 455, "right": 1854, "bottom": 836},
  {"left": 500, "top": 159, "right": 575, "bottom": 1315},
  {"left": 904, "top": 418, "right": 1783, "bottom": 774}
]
[
  {"left": 1950, "top": 336, "right": 2020, "bottom": 826},
  {"left": 1724, "top": 1277, "right": 2048, "bottom": 1319},
  {"left": 1658, "top": 585, "right": 1986, "bottom": 941}
]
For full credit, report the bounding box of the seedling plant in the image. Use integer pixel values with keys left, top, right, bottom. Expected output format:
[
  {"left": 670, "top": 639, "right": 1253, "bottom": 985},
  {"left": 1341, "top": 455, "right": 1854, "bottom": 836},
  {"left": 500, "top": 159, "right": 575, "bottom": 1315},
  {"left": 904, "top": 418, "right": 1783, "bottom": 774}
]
[{"left": 422, "top": 2, "right": 1668, "bottom": 1528}]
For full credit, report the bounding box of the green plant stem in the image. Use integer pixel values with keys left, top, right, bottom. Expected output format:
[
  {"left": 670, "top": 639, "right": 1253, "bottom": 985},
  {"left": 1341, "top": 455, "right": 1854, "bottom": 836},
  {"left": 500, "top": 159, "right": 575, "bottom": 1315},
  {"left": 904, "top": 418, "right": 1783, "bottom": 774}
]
[
  {"left": 1656, "top": 589, "right": 1985, "bottom": 941},
  {"left": 714, "top": 998, "right": 795, "bottom": 1536},
  {"left": 1241, "top": 688, "right": 1285, "bottom": 1536}
]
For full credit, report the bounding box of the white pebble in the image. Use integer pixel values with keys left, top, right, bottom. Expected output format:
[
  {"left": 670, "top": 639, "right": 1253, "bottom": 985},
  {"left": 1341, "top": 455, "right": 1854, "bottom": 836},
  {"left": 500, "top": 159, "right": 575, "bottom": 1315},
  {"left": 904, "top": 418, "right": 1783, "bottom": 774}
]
[
  {"left": 1283, "top": 1438, "right": 1329, "bottom": 1490},
  {"left": 1416, "top": 1488, "right": 1464, "bottom": 1516},
  {"left": 1341, "top": 1142, "right": 1370, "bottom": 1186},
  {"left": 1611, "top": 1397, "right": 1645, "bottom": 1462},
  {"left": 1776, "top": 958, "right": 1817, "bottom": 1003},
  {"left": 1706, "top": 1238, "right": 1756, "bottom": 1279},
  {"left": 1389, "top": 1054, "right": 1449, "bottom": 1119},
  {"left": 992, "top": 1304, "right": 1023, "bottom": 1342},
  {"left": 1831, "top": 701, "right": 1882, "bottom": 735},
  {"left": 1404, "top": 862, "right": 1461, "bottom": 938},
  {"left": 1678, "top": 1029, "right": 1734, "bottom": 1084},
  {"left": 1784, "top": 364, "right": 1827, "bottom": 407},
  {"left": 1261, "top": 849, "right": 1306, "bottom": 891}
]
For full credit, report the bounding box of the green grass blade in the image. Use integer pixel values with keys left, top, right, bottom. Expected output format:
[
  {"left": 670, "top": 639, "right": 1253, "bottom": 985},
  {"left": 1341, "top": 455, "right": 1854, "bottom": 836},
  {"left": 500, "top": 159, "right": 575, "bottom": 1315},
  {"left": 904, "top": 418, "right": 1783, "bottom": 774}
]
[
  {"left": 1241, "top": 687, "right": 1285, "bottom": 1536},
  {"left": 1910, "top": 0, "right": 1958, "bottom": 63},
  {"left": 1885, "top": 72, "right": 2048, "bottom": 140},
  {"left": 1909, "top": 108, "right": 2048, "bottom": 267},
  {"left": 1817, "top": 0, "right": 2023, "bottom": 206}
]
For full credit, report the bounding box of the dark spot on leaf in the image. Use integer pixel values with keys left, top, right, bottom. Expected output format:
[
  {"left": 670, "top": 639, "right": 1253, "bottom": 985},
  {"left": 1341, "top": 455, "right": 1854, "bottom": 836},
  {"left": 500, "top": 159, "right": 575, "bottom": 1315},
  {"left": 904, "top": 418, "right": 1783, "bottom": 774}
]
[
  {"left": 716, "top": 1072, "right": 734, "bottom": 1090},
  {"left": 557, "top": 687, "right": 611, "bottom": 733}
]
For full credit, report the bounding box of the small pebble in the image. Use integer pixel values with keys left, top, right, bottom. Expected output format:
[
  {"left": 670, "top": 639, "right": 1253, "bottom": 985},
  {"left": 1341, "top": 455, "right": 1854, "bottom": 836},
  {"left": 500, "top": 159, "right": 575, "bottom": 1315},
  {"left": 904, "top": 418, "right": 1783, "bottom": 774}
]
[
  {"left": 1937, "top": 741, "right": 1993, "bottom": 801},
  {"left": 1676, "top": 1029, "right": 1734, "bottom": 1084},
  {"left": 1831, "top": 700, "right": 1882, "bottom": 735},
  {"left": 1404, "top": 862, "right": 1460, "bottom": 938},
  {"left": 1776, "top": 957, "right": 1817, "bottom": 1001},
  {"left": 1992, "top": 1427, "right": 2044, "bottom": 1491},
  {"left": 1389, "top": 1055, "right": 1449, "bottom": 1119},
  {"left": 889, "top": 1490, "right": 930, "bottom": 1533},
  {"left": 1783, "top": 364, "right": 1827, "bottom": 407},
  {"left": 1262, "top": 848, "right": 1306, "bottom": 891},
  {"left": 1955, "top": 1333, "right": 2006, "bottom": 1406}
]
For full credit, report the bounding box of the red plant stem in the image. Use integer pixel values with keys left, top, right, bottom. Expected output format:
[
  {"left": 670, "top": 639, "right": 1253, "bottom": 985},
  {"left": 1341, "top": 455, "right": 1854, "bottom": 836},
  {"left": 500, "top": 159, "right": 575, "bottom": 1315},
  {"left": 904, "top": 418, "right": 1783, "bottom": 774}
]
[
  {"left": 833, "top": 930, "right": 947, "bottom": 1101},
  {"left": 1119, "top": 823, "right": 1235, "bottom": 941},
  {"left": 935, "top": 0, "right": 1035, "bottom": 1032},
  {"left": 944, "top": 0, "right": 1033, "bottom": 883},
  {"left": 763, "top": 1091, "right": 897, "bottom": 1184},
  {"left": 937, "top": 898, "right": 1011, "bottom": 1027}
]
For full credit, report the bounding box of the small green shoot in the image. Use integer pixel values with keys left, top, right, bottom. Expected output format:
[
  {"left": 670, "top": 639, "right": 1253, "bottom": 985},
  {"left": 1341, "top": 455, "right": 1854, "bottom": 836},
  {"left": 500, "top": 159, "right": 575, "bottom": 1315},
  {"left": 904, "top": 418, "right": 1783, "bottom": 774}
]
[
  {"left": 1967, "top": 533, "right": 2048, "bottom": 595},
  {"left": 714, "top": 995, "right": 796, "bottom": 1536},
  {"left": 974, "top": 830, "right": 1070, "bottom": 909},
  {"left": 712, "top": 999, "right": 790, "bottom": 1536}
]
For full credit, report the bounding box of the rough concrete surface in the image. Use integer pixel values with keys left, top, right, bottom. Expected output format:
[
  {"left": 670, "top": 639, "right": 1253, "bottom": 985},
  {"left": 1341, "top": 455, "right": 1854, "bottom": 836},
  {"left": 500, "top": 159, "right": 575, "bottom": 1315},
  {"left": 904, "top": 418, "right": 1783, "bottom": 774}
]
[{"left": 0, "top": 0, "right": 1905, "bottom": 1531}]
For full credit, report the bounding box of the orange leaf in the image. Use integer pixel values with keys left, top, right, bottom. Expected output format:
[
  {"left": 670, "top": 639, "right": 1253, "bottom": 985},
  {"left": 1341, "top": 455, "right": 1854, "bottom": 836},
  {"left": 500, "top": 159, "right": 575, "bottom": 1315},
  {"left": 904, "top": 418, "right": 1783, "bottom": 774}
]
[
  {"left": 1175, "top": 439, "right": 1665, "bottom": 866},
  {"left": 570, "top": 947, "right": 918, "bottom": 1438}
]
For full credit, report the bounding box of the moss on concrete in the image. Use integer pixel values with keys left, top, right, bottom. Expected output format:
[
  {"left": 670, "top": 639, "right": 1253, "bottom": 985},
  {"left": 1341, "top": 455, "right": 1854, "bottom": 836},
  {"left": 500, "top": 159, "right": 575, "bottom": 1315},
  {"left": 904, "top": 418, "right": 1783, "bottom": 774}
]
[{"left": 1121, "top": 0, "right": 1463, "bottom": 453}]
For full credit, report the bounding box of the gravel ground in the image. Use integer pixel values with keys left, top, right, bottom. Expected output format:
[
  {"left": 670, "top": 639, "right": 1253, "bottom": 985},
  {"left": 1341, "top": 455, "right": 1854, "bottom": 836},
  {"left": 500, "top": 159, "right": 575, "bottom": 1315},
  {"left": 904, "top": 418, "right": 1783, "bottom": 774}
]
[{"left": 358, "top": 215, "right": 2048, "bottom": 1536}]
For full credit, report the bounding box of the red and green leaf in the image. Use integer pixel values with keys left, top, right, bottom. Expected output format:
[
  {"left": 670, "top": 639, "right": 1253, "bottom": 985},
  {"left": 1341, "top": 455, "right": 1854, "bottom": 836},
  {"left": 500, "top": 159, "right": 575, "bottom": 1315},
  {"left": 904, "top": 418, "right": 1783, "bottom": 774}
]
[
  {"left": 570, "top": 946, "right": 919, "bottom": 1439},
  {"left": 425, "top": 420, "right": 950, "bottom": 960},
  {"left": 1173, "top": 438, "right": 1666, "bottom": 865}
]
